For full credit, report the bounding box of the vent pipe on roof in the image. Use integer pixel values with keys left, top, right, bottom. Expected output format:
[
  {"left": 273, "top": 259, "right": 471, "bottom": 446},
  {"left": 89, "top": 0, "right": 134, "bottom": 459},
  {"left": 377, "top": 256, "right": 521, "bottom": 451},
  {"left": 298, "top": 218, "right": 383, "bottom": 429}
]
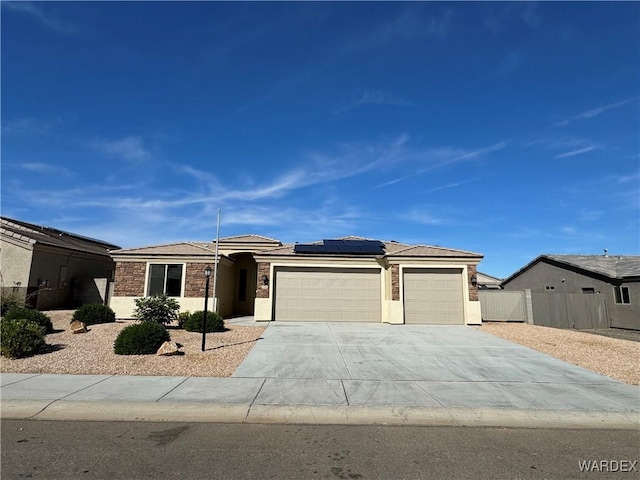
[{"left": 604, "top": 248, "right": 608, "bottom": 257}]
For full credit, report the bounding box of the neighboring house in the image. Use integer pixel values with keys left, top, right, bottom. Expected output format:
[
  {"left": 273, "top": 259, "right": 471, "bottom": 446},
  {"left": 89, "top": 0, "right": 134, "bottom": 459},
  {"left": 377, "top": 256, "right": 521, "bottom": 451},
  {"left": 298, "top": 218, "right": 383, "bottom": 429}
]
[
  {"left": 0, "top": 217, "right": 120, "bottom": 310},
  {"left": 502, "top": 254, "right": 640, "bottom": 331},
  {"left": 477, "top": 272, "right": 502, "bottom": 290},
  {"left": 110, "top": 235, "right": 483, "bottom": 326}
]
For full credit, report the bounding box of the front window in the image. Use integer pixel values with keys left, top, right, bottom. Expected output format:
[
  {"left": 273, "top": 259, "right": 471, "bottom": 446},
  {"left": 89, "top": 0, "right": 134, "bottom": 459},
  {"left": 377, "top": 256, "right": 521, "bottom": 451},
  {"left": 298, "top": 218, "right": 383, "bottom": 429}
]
[
  {"left": 148, "top": 264, "right": 183, "bottom": 297},
  {"left": 613, "top": 286, "right": 630, "bottom": 304}
]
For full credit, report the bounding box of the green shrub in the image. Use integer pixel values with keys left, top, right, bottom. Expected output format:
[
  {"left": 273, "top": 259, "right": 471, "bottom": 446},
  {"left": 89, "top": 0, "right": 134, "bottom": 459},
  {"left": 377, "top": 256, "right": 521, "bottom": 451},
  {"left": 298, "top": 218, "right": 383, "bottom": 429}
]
[
  {"left": 177, "top": 311, "right": 191, "bottom": 329},
  {"left": 4, "top": 307, "right": 53, "bottom": 334},
  {"left": 184, "top": 310, "right": 225, "bottom": 333},
  {"left": 133, "top": 294, "right": 180, "bottom": 326},
  {"left": 1, "top": 319, "right": 46, "bottom": 358},
  {"left": 114, "top": 322, "right": 170, "bottom": 355},
  {"left": 1, "top": 295, "right": 23, "bottom": 317},
  {"left": 72, "top": 304, "right": 116, "bottom": 326}
]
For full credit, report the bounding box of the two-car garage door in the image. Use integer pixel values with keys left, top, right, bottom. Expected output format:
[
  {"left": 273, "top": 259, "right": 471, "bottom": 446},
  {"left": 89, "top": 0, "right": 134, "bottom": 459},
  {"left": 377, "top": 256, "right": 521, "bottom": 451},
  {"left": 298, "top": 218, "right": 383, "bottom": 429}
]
[
  {"left": 273, "top": 266, "right": 465, "bottom": 324},
  {"left": 274, "top": 267, "right": 381, "bottom": 322}
]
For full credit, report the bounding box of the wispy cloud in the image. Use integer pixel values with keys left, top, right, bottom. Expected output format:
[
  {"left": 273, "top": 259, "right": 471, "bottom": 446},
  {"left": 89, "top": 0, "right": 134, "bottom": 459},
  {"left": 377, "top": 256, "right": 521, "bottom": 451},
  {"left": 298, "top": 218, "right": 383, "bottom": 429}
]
[
  {"left": 2, "top": 117, "right": 58, "bottom": 137},
  {"left": 2, "top": 2, "right": 79, "bottom": 35},
  {"left": 18, "top": 162, "right": 74, "bottom": 177},
  {"left": 484, "top": 3, "right": 540, "bottom": 34},
  {"left": 95, "top": 136, "right": 150, "bottom": 162},
  {"left": 335, "top": 90, "right": 413, "bottom": 114},
  {"left": 554, "top": 97, "right": 639, "bottom": 127},
  {"left": 402, "top": 210, "right": 447, "bottom": 226},
  {"left": 377, "top": 140, "right": 509, "bottom": 188},
  {"left": 421, "top": 177, "right": 483, "bottom": 194},
  {"left": 554, "top": 146, "right": 597, "bottom": 159}
]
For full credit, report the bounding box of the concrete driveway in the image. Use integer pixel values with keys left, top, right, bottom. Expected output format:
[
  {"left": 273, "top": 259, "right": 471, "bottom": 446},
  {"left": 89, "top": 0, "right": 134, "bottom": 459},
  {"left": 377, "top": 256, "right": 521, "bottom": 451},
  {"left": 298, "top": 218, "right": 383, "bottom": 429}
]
[{"left": 233, "top": 322, "right": 640, "bottom": 411}]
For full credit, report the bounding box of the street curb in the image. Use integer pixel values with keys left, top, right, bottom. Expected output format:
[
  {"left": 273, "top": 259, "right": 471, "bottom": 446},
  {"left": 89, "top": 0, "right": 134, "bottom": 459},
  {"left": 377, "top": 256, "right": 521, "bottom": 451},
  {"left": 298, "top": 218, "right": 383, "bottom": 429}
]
[{"left": 2, "top": 401, "right": 639, "bottom": 429}]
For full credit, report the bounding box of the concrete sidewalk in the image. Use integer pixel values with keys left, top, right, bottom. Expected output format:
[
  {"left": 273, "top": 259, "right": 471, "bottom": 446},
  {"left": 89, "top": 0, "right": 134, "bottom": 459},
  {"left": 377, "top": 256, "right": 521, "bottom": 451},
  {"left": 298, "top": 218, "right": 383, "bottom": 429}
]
[
  {"left": 2, "top": 323, "right": 639, "bottom": 428},
  {"left": 1, "top": 372, "right": 639, "bottom": 429}
]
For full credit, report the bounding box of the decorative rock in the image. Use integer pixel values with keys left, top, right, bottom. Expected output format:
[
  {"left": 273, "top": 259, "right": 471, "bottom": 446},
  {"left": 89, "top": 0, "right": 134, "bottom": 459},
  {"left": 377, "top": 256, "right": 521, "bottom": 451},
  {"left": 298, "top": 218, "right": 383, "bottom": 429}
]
[
  {"left": 157, "top": 341, "right": 183, "bottom": 356},
  {"left": 70, "top": 321, "right": 88, "bottom": 334}
]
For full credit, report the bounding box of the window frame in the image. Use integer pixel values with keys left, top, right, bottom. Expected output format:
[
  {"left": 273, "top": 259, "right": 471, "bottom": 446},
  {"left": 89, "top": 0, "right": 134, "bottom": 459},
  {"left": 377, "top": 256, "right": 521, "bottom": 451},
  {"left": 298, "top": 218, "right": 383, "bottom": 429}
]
[
  {"left": 146, "top": 263, "right": 184, "bottom": 297},
  {"left": 613, "top": 286, "right": 631, "bottom": 305}
]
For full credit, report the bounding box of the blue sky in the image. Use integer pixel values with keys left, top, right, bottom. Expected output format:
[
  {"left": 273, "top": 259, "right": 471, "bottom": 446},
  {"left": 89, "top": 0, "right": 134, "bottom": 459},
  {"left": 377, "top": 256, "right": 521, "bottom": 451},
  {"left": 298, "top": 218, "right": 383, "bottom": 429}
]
[{"left": 2, "top": 2, "right": 638, "bottom": 278}]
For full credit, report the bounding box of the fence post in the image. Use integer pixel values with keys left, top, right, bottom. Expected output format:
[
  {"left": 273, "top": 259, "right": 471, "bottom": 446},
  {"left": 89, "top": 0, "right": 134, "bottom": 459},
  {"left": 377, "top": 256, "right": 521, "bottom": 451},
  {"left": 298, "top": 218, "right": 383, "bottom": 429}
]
[{"left": 523, "top": 289, "right": 534, "bottom": 324}]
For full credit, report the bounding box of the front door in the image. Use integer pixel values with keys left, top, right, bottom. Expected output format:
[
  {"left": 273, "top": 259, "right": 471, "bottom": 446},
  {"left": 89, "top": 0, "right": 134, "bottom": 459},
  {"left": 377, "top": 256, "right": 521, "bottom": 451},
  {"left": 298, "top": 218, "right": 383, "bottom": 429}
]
[{"left": 232, "top": 254, "right": 257, "bottom": 316}]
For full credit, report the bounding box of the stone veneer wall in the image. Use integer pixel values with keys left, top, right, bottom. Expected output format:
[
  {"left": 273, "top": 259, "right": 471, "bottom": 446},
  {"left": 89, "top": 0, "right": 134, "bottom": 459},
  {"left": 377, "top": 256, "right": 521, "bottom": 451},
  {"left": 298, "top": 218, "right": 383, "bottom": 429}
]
[
  {"left": 391, "top": 264, "right": 400, "bottom": 301},
  {"left": 184, "top": 263, "right": 211, "bottom": 298},
  {"left": 256, "top": 262, "right": 270, "bottom": 298},
  {"left": 113, "top": 262, "right": 145, "bottom": 297},
  {"left": 467, "top": 264, "right": 478, "bottom": 301}
]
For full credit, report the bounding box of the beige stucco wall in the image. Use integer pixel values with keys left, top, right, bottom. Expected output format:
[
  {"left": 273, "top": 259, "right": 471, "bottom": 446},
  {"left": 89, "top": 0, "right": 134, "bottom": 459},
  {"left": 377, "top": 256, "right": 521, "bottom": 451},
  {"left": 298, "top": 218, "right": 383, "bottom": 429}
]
[
  {"left": 30, "top": 247, "right": 114, "bottom": 310},
  {"left": 0, "top": 238, "right": 33, "bottom": 302},
  {"left": 1, "top": 237, "right": 114, "bottom": 310}
]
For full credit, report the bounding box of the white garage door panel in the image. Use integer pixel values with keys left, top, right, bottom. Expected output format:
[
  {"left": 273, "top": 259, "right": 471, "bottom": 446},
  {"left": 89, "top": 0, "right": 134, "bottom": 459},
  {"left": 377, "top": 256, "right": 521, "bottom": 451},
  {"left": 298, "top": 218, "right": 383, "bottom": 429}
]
[
  {"left": 404, "top": 268, "right": 464, "bottom": 325},
  {"left": 275, "top": 268, "right": 381, "bottom": 322}
]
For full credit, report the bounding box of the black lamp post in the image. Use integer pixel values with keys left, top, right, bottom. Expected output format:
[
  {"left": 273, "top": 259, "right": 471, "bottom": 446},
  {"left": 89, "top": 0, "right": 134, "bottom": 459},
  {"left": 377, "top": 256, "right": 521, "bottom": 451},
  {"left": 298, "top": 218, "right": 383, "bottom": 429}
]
[{"left": 201, "top": 265, "right": 212, "bottom": 352}]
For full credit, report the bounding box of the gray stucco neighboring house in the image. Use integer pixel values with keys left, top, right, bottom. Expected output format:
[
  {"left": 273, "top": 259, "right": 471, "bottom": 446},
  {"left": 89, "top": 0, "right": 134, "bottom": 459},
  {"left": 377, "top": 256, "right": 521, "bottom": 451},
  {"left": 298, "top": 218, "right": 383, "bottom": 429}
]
[
  {"left": 502, "top": 254, "right": 640, "bottom": 331},
  {"left": 0, "top": 217, "right": 120, "bottom": 310}
]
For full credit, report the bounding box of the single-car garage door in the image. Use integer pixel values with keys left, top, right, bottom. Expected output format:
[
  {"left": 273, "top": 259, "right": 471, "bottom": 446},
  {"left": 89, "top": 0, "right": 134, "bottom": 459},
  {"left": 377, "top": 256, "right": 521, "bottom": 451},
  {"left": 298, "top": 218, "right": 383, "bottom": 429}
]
[
  {"left": 403, "top": 268, "right": 464, "bottom": 324},
  {"left": 274, "top": 267, "right": 381, "bottom": 322}
]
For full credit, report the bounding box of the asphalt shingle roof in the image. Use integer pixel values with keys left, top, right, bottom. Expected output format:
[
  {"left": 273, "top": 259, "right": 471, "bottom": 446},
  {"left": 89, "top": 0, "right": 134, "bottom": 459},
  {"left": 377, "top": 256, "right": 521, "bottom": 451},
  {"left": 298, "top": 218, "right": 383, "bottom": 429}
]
[
  {"left": 544, "top": 254, "right": 640, "bottom": 279},
  {"left": 255, "top": 238, "right": 482, "bottom": 258},
  {"left": 1, "top": 217, "right": 119, "bottom": 257},
  {"left": 111, "top": 242, "right": 220, "bottom": 256}
]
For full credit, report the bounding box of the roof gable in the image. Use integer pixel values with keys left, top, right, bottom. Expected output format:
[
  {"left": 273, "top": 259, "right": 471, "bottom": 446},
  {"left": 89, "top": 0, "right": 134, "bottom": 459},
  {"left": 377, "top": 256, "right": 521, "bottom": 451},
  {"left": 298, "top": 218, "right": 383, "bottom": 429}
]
[
  {"left": 111, "top": 242, "right": 219, "bottom": 256},
  {"left": 218, "top": 234, "right": 281, "bottom": 244}
]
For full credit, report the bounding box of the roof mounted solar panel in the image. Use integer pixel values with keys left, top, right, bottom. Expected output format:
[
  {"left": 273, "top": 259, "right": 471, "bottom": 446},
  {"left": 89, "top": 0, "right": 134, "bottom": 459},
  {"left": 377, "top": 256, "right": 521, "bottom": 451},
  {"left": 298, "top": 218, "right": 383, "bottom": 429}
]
[{"left": 293, "top": 239, "right": 385, "bottom": 255}]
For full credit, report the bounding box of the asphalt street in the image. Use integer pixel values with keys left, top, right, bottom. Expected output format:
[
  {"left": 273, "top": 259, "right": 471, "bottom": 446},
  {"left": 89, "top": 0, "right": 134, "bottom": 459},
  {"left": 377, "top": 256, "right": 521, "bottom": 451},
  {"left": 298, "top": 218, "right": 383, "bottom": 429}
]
[{"left": 2, "top": 420, "right": 638, "bottom": 480}]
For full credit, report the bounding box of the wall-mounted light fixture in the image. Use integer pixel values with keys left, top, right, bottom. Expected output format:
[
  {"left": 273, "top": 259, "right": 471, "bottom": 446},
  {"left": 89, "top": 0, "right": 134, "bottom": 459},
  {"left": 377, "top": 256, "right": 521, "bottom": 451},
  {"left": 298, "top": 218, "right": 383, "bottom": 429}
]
[
  {"left": 262, "top": 275, "right": 269, "bottom": 286},
  {"left": 470, "top": 274, "right": 477, "bottom": 287}
]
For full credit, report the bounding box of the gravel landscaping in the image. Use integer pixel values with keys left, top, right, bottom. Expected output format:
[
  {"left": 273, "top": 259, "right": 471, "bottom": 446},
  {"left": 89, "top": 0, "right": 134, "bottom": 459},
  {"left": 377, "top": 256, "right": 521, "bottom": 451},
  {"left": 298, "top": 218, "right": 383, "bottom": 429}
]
[
  {"left": 478, "top": 322, "right": 640, "bottom": 385},
  {"left": 2, "top": 312, "right": 638, "bottom": 385},
  {"left": 0, "top": 310, "right": 265, "bottom": 377}
]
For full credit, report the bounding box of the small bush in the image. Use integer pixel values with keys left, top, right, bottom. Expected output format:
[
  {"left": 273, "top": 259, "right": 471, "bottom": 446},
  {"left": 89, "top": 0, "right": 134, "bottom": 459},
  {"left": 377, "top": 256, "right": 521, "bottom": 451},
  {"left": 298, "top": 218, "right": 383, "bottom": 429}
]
[
  {"left": 133, "top": 294, "right": 180, "bottom": 326},
  {"left": 114, "top": 322, "right": 170, "bottom": 355},
  {"left": 4, "top": 307, "right": 53, "bottom": 334},
  {"left": 177, "top": 311, "right": 191, "bottom": 329},
  {"left": 184, "top": 310, "right": 225, "bottom": 333},
  {"left": 1, "top": 295, "right": 23, "bottom": 317},
  {"left": 1, "top": 319, "right": 46, "bottom": 358},
  {"left": 72, "top": 304, "right": 116, "bottom": 326}
]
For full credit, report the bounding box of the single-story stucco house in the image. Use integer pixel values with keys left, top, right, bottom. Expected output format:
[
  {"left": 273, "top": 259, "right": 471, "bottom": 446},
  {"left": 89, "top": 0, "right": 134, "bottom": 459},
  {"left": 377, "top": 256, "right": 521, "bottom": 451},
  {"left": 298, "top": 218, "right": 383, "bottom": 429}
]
[
  {"left": 1, "top": 216, "right": 120, "bottom": 309},
  {"left": 110, "top": 235, "right": 483, "bottom": 325},
  {"left": 502, "top": 254, "right": 640, "bottom": 331}
]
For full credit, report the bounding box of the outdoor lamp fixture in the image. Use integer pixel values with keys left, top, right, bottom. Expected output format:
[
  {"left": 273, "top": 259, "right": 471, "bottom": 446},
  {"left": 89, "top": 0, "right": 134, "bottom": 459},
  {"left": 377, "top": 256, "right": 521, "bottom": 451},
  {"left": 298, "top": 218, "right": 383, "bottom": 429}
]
[
  {"left": 201, "top": 265, "right": 213, "bottom": 352},
  {"left": 262, "top": 274, "right": 269, "bottom": 286},
  {"left": 470, "top": 274, "right": 477, "bottom": 287}
]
